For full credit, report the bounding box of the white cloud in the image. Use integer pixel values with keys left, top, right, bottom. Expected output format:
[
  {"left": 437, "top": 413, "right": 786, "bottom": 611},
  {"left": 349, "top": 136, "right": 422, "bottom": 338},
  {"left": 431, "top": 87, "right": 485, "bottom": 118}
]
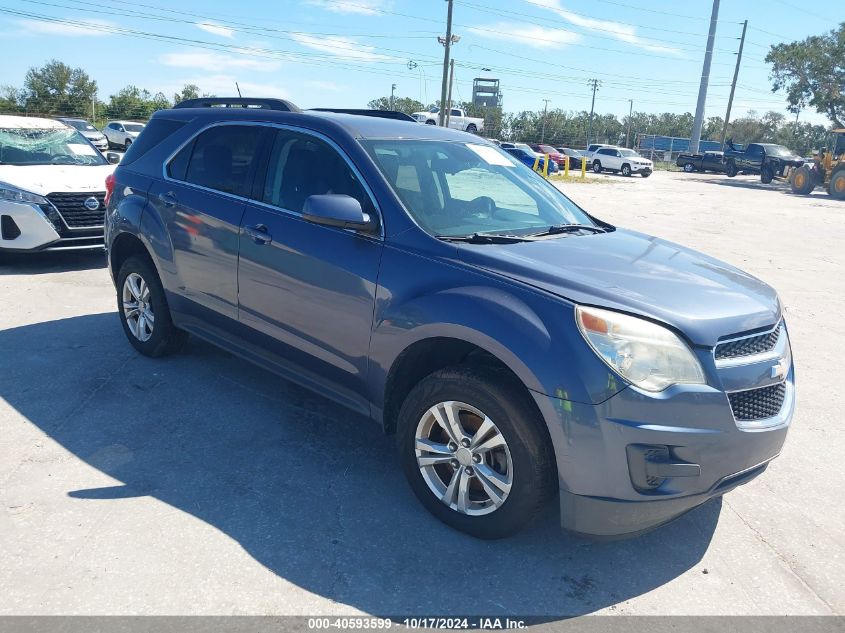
[
  {"left": 16, "top": 18, "right": 116, "bottom": 37},
  {"left": 291, "top": 33, "right": 394, "bottom": 62},
  {"left": 526, "top": 0, "right": 682, "bottom": 55},
  {"left": 195, "top": 22, "right": 235, "bottom": 38},
  {"left": 468, "top": 23, "right": 581, "bottom": 49},
  {"left": 305, "top": 0, "right": 391, "bottom": 15},
  {"left": 159, "top": 51, "right": 281, "bottom": 72}
]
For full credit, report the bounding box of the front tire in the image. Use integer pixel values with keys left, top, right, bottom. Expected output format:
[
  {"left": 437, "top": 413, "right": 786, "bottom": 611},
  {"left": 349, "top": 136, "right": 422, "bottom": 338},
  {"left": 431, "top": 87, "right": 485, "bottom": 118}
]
[
  {"left": 117, "top": 256, "right": 187, "bottom": 357},
  {"left": 397, "top": 366, "right": 555, "bottom": 539},
  {"left": 761, "top": 165, "right": 774, "bottom": 184},
  {"left": 592, "top": 160, "right": 602, "bottom": 173},
  {"left": 425, "top": 119, "right": 436, "bottom": 125},
  {"left": 726, "top": 160, "right": 738, "bottom": 177},
  {"left": 621, "top": 164, "right": 632, "bottom": 177},
  {"left": 790, "top": 165, "right": 815, "bottom": 195},
  {"left": 683, "top": 163, "right": 694, "bottom": 173},
  {"left": 830, "top": 167, "right": 845, "bottom": 200}
]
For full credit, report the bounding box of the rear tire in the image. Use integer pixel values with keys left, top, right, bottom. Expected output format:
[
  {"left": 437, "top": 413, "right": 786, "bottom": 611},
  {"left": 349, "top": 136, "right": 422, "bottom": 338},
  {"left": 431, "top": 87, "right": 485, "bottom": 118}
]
[
  {"left": 726, "top": 160, "right": 738, "bottom": 177},
  {"left": 790, "top": 165, "right": 815, "bottom": 195},
  {"left": 116, "top": 256, "right": 187, "bottom": 357},
  {"left": 397, "top": 366, "right": 556, "bottom": 539},
  {"left": 592, "top": 160, "right": 602, "bottom": 173},
  {"left": 830, "top": 167, "right": 845, "bottom": 200},
  {"left": 124, "top": 138, "right": 133, "bottom": 150},
  {"left": 425, "top": 120, "right": 436, "bottom": 125},
  {"left": 466, "top": 124, "right": 477, "bottom": 134}
]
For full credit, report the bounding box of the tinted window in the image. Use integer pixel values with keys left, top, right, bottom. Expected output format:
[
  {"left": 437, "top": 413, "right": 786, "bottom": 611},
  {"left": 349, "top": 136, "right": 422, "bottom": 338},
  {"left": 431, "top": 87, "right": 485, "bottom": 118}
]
[
  {"left": 108, "top": 123, "right": 119, "bottom": 130},
  {"left": 122, "top": 118, "right": 187, "bottom": 166},
  {"left": 167, "top": 139, "right": 193, "bottom": 180},
  {"left": 748, "top": 145, "right": 763, "bottom": 156},
  {"left": 450, "top": 109, "right": 461, "bottom": 117},
  {"left": 598, "top": 148, "right": 615, "bottom": 156},
  {"left": 261, "top": 129, "right": 374, "bottom": 215},
  {"left": 588, "top": 145, "right": 600, "bottom": 152},
  {"left": 180, "top": 125, "right": 263, "bottom": 196}
]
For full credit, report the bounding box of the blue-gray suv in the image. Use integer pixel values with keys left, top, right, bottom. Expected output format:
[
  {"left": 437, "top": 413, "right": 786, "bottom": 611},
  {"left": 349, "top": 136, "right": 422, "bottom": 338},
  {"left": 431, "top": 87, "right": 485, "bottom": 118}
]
[{"left": 104, "top": 98, "right": 794, "bottom": 539}]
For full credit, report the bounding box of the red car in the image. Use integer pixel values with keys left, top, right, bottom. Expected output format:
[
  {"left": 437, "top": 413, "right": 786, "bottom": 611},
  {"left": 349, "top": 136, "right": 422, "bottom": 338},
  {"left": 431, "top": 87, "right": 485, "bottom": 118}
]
[{"left": 529, "top": 143, "right": 567, "bottom": 169}]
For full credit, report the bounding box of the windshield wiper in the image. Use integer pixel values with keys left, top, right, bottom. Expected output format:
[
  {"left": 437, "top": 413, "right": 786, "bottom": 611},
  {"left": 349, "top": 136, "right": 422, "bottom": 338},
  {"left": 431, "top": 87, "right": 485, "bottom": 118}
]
[
  {"left": 527, "top": 224, "right": 606, "bottom": 237},
  {"left": 436, "top": 232, "right": 537, "bottom": 244}
]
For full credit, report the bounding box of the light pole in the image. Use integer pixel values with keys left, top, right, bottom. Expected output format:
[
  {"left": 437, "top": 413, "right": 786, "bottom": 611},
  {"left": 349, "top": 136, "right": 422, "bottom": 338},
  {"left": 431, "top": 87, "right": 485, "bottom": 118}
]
[
  {"left": 437, "top": 0, "right": 459, "bottom": 126},
  {"left": 390, "top": 83, "right": 396, "bottom": 111},
  {"left": 541, "top": 99, "right": 550, "bottom": 143},
  {"left": 586, "top": 79, "right": 600, "bottom": 148},
  {"left": 626, "top": 99, "right": 633, "bottom": 148},
  {"left": 690, "top": 0, "right": 720, "bottom": 154}
]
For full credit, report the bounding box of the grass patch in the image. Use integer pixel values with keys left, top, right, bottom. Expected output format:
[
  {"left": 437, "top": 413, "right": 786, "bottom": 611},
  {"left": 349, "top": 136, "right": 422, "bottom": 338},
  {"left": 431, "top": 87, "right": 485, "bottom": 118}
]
[{"left": 546, "top": 174, "right": 613, "bottom": 184}]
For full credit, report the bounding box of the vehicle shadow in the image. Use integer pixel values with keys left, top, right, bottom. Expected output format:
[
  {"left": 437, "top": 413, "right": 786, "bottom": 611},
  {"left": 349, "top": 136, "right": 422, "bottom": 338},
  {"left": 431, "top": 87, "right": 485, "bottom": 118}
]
[
  {"left": 699, "top": 175, "right": 794, "bottom": 193},
  {"left": 0, "top": 313, "right": 721, "bottom": 618},
  {"left": 0, "top": 249, "right": 107, "bottom": 276}
]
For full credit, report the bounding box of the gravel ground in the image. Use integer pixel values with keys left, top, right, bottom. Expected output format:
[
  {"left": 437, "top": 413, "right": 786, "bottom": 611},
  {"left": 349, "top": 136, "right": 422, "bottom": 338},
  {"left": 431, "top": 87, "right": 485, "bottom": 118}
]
[{"left": 0, "top": 170, "right": 842, "bottom": 617}]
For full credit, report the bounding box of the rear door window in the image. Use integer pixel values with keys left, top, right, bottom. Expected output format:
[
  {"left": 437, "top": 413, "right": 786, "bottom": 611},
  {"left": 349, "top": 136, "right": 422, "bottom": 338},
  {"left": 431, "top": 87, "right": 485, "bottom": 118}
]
[{"left": 175, "top": 125, "right": 264, "bottom": 197}]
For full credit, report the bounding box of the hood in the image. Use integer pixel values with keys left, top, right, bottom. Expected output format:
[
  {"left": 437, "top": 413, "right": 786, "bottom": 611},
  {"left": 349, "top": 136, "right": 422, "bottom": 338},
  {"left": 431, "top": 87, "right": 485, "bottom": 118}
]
[
  {"left": 81, "top": 130, "right": 106, "bottom": 140},
  {"left": 0, "top": 164, "right": 115, "bottom": 195},
  {"left": 458, "top": 228, "right": 780, "bottom": 347}
]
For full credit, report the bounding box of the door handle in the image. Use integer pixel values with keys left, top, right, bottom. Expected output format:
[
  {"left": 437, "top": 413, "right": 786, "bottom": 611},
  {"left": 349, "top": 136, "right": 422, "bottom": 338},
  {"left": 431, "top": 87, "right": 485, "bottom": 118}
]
[
  {"left": 158, "top": 191, "right": 177, "bottom": 208},
  {"left": 244, "top": 223, "right": 272, "bottom": 244}
]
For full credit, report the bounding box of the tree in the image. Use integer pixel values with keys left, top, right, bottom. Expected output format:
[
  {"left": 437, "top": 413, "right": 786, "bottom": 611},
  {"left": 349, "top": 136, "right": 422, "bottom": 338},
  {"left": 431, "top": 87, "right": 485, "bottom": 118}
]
[
  {"left": 23, "top": 60, "right": 97, "bottom": 116},
  {"left": 174, "top": 84, "right": 200, "bottom": 104},
  {"left": 0, "top": 85, "right": 23, "bottom": 113},
  {"left": 766, "top": 23, "right": 845, "bottom": 127},
  {"left": 367, "top": 95, "right": 425, "bottom": 115},
  {"left": 105, "top": 85, "right": 171, "bottom": 120}
]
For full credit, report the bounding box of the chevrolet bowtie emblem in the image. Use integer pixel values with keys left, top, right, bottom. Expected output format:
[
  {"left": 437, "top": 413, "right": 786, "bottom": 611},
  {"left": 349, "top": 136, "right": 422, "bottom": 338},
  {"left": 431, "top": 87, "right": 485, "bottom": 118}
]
[{"left": 771, "top": 358, "right": 788, "bottom": 380}]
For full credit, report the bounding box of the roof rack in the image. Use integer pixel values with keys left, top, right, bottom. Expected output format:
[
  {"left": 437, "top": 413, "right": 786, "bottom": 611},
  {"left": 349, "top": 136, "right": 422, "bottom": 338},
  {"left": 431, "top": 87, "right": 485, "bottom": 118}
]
[
  {"left": 309, "top": 108, "right": 416, "bottom": 122},
  {"left": 173, "top": 97, "right": 300, "bottom": 112}
]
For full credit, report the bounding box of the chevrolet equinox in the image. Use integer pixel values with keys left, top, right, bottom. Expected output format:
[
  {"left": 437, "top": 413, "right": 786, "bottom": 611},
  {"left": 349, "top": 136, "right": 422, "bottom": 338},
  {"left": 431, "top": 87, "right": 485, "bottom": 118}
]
[{"left": 104, "top": 98, "right": 794, "bottom": 539}]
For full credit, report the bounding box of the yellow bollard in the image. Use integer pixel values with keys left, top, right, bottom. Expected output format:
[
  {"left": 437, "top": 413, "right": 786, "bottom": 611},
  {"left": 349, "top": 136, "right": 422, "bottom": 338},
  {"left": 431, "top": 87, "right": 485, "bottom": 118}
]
[
  {"left": 543, "top": 154, "right": 549, "bottom": 178},
  {"left": 564, "top": 155, "right": 570, "bottom": 177},
  {"left": 532, "top": 155, "right": 540, "bottom": 173},
  {"left": 581, "top": 155, "right": 587, "bottom": 178}
]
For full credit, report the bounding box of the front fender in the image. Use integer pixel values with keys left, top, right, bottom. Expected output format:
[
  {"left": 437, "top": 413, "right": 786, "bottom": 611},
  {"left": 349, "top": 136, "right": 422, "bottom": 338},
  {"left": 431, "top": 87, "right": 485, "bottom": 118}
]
[{"left": 368, "top": 247, "right": 625, "bottom": 411}]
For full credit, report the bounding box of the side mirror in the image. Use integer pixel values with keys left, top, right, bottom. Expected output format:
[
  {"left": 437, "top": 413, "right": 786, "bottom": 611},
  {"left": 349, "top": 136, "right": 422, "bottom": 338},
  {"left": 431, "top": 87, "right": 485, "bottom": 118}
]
[
  {"left": 106, "top": 152, "right": 121, "bottom": 164},
  {"left": 303, "top": 194, "right": 377, "bottom": 232}
]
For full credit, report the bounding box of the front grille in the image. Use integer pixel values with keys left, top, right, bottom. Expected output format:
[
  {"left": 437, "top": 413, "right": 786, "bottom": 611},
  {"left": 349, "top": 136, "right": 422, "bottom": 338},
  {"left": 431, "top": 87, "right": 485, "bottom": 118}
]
[
  {"left": 728, "top": 382, "right": 786, "bottom": 421},
  {"left": 47, "top": 192, "right": 106, "bottom": 228},
  {"left": 715, "top": 324, "right": 781, "bottom": 360}
]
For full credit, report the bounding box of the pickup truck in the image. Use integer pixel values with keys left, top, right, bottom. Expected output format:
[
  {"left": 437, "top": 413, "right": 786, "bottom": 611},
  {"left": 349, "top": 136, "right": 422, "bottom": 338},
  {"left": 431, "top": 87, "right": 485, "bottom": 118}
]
[
  {"left": 723, "top": 141, "right": 804, "bottom": 183},
  {"left": 411, "top": 107, "right": 483, "bottom": 134},
  {"left": 676, "top": 151, "right": 725, "bottom": 173}
]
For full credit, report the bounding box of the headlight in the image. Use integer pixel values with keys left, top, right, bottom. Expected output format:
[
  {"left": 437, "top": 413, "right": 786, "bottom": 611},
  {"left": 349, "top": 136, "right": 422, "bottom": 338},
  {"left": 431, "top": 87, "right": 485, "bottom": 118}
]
[
  {"left": 576, "top": 306, "right": 705, "bottom": 392},
  {"left": 0, "top": 183, "right": 48, "bottom": 205}
]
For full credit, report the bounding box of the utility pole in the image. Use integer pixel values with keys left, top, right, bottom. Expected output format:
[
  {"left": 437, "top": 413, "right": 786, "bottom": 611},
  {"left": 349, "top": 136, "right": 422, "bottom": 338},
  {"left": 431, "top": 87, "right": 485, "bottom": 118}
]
[
  {"left": 390, "top": 83, "right": 396, "bottom": 110},
  {"left": 625, "top": 99, "right": 634, "bottom": 148},
  {"left": 445, "top": 59, "right": 455, "bottom": 127},
  {"left": 92, "top": 92, "right": 95, "bottom": 122},
  {"left": 438, "top": 0, "right": 456, "bottom": 127},
  {"left": 690, "top": 0, "right": 720, "bottom": 154},
  {"left": 720, "top": 20, "right": 747, "bottom": 149},
  {"left": 540, "top": 98, "right": 550, "bottom": 143},
  {"left": 586, "top": 79, "right": 600, "bottom": 148}
]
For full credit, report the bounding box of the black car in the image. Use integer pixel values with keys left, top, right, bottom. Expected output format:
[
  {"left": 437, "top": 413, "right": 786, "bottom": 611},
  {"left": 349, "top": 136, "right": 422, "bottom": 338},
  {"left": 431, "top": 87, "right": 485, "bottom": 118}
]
[{"left": 676, "top": 151, "right": 725, "bottom": 174}]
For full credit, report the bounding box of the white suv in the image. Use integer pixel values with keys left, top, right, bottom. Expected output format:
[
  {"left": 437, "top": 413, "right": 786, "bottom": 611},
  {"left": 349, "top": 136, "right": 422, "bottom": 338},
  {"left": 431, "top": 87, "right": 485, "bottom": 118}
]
[
  {"left": 591, "top": 146, "right": 653, "bottom": 178},
  {"left": 103, "top": 120, "right": 145, "bottom": 150},
  {"left": 0, "top": 116, "right": 117, "bottom": 252}
]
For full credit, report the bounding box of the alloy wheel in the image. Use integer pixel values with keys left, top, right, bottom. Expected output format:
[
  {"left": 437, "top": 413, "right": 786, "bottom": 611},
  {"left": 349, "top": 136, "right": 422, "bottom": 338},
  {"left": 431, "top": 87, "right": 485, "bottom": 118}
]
[
  {"left": 122, "top": 272, "right": 155, "bottom": 342},
  {"left": 415, "top": 401, "right": 513, "bottom": 516}
]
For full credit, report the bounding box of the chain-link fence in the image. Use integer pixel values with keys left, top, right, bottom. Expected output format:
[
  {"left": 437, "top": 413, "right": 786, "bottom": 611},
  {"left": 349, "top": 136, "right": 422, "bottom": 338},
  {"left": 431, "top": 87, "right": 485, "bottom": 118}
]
[{"left": 635, "top": 134, "right": 724, "bottom": 170}]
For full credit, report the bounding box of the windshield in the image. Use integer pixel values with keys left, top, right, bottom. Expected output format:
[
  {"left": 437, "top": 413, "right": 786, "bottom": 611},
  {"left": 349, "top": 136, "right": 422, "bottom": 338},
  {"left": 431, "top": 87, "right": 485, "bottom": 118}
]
[
  {"left": 0, "top": 127, "right": 107, "bottom": 166},
  {"left": 363, "top": 139, "right": 595, "bottom": 238},
  {"left": 619, "top": 149, "right": 639, "bottom": 157},
  {"left": 761, "top": 144, "right": 793, "bottom": 157},
  {"left": 124, "top": 123, "right": 145, "bottom": 133},
  {"left": 64, "top": 119, "right": 97, "bottom": 132}
]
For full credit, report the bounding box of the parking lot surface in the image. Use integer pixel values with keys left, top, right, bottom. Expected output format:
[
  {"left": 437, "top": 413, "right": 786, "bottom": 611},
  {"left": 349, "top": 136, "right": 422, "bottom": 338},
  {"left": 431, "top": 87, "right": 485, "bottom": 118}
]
[{"left": 0, "top": 171, "right": 842, "bottom": 617}]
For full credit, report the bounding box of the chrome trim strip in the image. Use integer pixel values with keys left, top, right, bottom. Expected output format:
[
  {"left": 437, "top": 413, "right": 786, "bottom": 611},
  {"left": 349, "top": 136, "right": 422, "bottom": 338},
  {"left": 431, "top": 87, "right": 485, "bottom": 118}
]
[{"left": 160, "top": 120, "right": 384, "bottom": 239}]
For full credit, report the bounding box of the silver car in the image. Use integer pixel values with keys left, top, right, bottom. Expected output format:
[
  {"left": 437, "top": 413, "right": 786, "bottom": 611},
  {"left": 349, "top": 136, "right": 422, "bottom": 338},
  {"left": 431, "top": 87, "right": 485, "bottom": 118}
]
[
  {"left": 103, "top": 120, "right": 145, "bottom": 150},
  {"left": 56, "top": 117, "right": 108, "bottom": 151}
]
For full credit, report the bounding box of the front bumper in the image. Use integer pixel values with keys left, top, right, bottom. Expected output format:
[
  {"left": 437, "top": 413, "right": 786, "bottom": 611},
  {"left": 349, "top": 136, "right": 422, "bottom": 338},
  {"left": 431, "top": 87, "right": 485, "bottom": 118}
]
[
  {"left": 532, "top": 357, "right": 794, "bottom": 538},
  {"left": 0, "top": 199, "right": 104, "bottom": 252},
  {"left": 632, "top": 164, "right": 652, "bottom": 174}
]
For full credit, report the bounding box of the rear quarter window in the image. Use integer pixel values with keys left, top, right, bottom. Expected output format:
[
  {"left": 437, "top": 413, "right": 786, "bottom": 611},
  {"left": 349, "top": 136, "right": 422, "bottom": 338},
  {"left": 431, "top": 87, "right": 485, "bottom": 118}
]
[{"left": 120, "top": 118, "right": 188, "bottom": 166}]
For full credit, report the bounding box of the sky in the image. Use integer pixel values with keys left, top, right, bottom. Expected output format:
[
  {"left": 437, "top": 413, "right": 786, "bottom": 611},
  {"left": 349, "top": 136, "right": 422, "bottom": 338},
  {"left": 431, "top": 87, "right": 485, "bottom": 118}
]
[{"left": 0, "top": 0, "right": 836, "bottom": 126}]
